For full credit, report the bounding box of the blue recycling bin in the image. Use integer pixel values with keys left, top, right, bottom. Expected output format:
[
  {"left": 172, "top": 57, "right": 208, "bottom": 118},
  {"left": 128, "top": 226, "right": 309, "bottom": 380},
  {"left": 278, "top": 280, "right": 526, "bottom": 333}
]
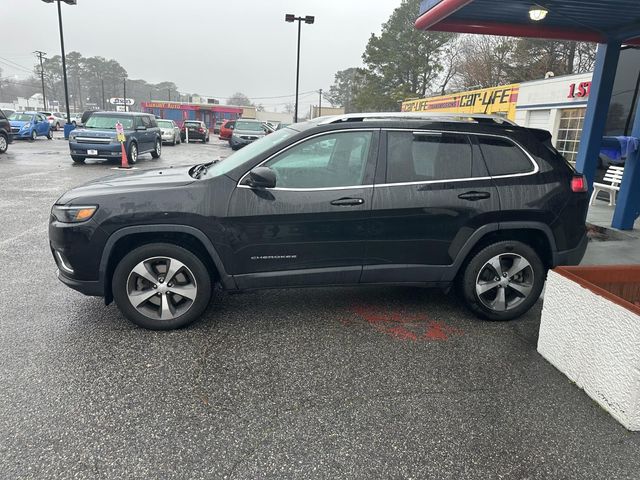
[{"left": 63, "top": 123, "right": 76, "bottom": 140}]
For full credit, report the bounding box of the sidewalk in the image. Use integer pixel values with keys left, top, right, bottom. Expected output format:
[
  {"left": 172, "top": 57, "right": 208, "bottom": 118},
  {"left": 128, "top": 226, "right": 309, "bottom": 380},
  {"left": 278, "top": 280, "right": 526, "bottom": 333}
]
[{"left": 582, "top": 201, "right": 640, "bottom": 265}]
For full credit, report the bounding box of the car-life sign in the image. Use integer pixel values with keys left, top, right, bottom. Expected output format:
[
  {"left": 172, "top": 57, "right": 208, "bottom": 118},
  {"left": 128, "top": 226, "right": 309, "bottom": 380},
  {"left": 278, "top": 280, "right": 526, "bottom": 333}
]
[
  {"left": 401, "top": 83, "right": 520, "bottom": 121},
  {"left": 109, "top": 97, "right": 135, "bottom": 106}
]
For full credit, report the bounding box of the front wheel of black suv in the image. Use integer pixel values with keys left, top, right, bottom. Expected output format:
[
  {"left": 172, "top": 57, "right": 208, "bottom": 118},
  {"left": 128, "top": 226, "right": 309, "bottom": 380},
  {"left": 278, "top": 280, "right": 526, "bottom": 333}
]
[
  {"left": 460, "top": 240, "right": 546, "bottom": 321},
  {"left": 0, "top": 133, "right": 8, "bottom": 153},
  {"left": 151, "top": 139, "right": 161, "bottom": 158},
  {"left": 112, "top": 243, "right": 212, "bottom": 330}
]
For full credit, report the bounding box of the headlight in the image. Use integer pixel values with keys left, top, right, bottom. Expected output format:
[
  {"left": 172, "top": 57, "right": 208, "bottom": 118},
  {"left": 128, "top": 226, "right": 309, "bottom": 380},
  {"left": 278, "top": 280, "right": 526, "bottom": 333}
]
[
  {"left": 22, "top": 123, "right": 31, "bottom": 129},
  {"left": 51, "top": 205, "right": 98, "bottom": 223}
]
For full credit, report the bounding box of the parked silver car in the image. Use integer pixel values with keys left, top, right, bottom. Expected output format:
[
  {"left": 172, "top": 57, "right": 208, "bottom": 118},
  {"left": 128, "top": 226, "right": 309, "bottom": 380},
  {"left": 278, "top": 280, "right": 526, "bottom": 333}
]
[
  {"left": 157, "top": 119, "right": 181, "bottom": 145},
  {"left": 229, "top": 119, "right": 268, "bottom": 150},
  {"left": 41, "top": 111, "right": 66, "bottom": 130},
  {"left": 69, "top": 112, "right": 83, "bottom": 127}
]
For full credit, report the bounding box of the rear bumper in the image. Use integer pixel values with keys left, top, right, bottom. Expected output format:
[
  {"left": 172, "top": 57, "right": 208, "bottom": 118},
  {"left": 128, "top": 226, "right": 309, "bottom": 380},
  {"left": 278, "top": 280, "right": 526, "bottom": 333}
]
[{"left": 553, "top": 234, "right": 588, "bottom": 267}]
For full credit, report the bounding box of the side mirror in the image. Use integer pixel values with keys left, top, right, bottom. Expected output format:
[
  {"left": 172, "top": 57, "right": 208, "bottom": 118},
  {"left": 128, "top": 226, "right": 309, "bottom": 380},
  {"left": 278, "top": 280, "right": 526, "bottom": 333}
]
[
  {"left": 136, "top": 125, "right": 147, "bottom": 131},
  {"left": 244, "top": 166, "right": 276, "bottom": 189}
]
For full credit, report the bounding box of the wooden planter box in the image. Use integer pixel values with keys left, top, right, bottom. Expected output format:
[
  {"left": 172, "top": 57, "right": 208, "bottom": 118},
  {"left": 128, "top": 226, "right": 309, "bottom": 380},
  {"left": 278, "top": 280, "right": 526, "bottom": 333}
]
[{"left": 538, "top": 266, "right": 640, "bottom": 431}]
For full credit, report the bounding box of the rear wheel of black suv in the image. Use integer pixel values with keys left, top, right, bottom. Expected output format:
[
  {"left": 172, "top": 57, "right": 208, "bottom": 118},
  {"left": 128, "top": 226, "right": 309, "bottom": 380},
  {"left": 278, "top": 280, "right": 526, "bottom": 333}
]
[
  {"left": 71, "top": 155, "right": 85, "bottom": 164},
  {"left": 460, "top": 241, "right": 545, "bottom": 321},
  {"left": 112, "top": 243, "right": 212, "bottom": 330},
  {"left": 151, "top": 139, "right": 161, "bottom": 158}
]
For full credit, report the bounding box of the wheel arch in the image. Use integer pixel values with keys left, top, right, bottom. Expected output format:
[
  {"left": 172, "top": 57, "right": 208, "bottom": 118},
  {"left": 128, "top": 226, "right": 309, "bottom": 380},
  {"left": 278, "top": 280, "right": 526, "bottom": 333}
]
[
  {"left": 100, "top": 225, "right": 235, "bottom": 304},
  {"left": 449, "top": 222, "right": 556, "bottom": 281}
]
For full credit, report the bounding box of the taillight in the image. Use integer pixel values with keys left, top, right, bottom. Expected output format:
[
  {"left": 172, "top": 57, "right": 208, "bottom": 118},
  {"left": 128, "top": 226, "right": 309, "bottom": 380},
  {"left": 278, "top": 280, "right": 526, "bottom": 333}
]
[{"left": 571, "top": 175, "right": 588, "bottom": 193}]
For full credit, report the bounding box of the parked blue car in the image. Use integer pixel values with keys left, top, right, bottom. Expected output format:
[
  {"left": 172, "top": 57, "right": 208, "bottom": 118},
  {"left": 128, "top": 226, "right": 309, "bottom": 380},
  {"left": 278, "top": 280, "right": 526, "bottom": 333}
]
[
  {"left": 9, "top": 111, "right": 53, "bottom": 140},
  {"left": 68, "top": 111, "right": 162, "bottom": 164}
]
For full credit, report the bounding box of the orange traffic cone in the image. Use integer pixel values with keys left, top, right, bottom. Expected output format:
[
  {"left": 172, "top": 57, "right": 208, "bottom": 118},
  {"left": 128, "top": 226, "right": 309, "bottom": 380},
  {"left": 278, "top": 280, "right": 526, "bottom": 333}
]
[{"left": 120, "top": 142, "right": 131, "bottom": 169}]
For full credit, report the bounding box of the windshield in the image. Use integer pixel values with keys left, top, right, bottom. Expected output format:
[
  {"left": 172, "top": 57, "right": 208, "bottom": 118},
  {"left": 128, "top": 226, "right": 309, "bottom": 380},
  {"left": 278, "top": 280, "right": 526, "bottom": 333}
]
[
  {"left": 157, "top": 120, "right": 173, "bottom": 128},
  {"left": 206, "top": 127, "right": 298, "bottom": 176},
  {"left": 84, "top": 115, "right": 134, "bottom": 129},
  {"left": 235, "top": 121, "right": 264, "bottom": 132},
  {"left": 10, "top": 113, "right": 33, "bottom": 122}
]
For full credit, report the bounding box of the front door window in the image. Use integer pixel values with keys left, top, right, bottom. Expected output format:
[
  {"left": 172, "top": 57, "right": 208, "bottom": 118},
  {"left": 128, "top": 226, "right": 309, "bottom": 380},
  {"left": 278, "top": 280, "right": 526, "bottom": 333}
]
[{"left": 264, "top": 131, "right": 374, "bottom": 189}]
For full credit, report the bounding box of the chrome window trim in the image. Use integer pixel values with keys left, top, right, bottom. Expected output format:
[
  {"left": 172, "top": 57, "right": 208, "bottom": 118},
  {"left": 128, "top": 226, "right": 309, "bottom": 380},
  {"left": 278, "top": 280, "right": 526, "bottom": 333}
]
[
  {"left": 237, "top": 128, "right": 378, "bottom": 191},
  {"left": 235, "top": 128, "right": 539, "bottom": 192}
]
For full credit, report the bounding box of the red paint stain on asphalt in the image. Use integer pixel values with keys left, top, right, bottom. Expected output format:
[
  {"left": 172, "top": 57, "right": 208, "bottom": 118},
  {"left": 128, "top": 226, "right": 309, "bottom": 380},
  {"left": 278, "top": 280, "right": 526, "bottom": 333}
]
[{"left": 348, "top": 305, "right": 464, "bottom": 342}]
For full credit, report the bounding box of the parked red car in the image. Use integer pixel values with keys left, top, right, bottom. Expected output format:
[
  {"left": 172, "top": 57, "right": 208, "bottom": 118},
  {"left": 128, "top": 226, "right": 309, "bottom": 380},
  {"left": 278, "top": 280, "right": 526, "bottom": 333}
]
[{"left": 219, "top": 119, "right": 235, "bottom": 140}]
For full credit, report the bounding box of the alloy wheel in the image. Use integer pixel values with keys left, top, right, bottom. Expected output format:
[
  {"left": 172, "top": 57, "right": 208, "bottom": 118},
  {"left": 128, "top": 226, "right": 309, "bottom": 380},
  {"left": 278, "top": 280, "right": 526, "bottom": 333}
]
[
  {"left": 0, "top": 135, "right": 7, "bottom": 152},
  {"left": 475, "top": 253, "right": 534, "bottom": 312},
  {"left": 130, "top": 144, "right": 138, "bottom": 163},
  {"left": 126, "top": 256, "right": 198, "bottom": 320}
]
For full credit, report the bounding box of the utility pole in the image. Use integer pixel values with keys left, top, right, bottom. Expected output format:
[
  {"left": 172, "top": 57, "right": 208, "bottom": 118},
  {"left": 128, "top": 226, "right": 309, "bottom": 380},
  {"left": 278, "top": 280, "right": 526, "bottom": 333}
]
[
  {"left": 318, "top": 88, "right": 322, "bottom": 118},
  {"left": 123, "top": 78, "right": 127, "bottom": 112},
  {"left": 168, "top": 88, "right": 171, "bottom": 101},
  {"left": 101, "top": 78, "right": 105, "bottom": 110},
  {"left": 34, "top": 50, "right": 47, "bottom": 110}
]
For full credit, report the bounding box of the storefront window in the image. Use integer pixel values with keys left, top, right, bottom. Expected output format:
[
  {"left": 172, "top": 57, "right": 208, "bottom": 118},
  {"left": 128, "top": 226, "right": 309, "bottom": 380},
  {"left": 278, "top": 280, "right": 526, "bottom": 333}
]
[{"left": 556, "top": 108, "right": 586, "bottom": 163}]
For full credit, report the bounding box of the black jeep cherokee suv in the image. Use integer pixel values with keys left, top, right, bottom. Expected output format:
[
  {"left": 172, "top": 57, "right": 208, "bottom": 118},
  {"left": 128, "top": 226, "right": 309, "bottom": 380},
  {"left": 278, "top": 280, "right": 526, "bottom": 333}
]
[{"left": 49, "top": 113, "right": 589, "bottom": 330}]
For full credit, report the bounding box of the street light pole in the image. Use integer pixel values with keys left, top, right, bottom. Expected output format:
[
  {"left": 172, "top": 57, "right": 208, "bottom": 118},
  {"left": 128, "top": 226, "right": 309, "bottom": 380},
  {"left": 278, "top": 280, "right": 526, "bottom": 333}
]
[
  {"left": 57, "top": 0, "right": 71, "bottom": 122},
  {"left": 123, "top": 78, "right": 127, "bottom": 112},
  {"left": 42, "top": 0, "right": 76, "bottom": 126},
  {"left": 285, "top": 14, "right": 315, "bottom": 123},
  {"left": 318, "top": 88, "right": 322, "bottom": 118}
]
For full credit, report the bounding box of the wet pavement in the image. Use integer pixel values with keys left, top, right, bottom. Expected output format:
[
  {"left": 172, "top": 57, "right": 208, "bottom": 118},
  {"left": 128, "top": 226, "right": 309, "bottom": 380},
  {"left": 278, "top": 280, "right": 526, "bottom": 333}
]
[{"left": 1, "top": 133, "right": 639, "bottom": 479}]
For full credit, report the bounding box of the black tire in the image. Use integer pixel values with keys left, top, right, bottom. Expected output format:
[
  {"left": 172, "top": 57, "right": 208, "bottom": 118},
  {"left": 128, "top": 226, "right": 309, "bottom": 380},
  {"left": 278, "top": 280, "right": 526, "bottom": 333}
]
[
  {"left": 47, "top": 129, "right": 53, "bottom": 140},
  {"left": 151, "top": 138, "right": 161, "bottom": 159},
  {"left": 205, "top": 135, "right": 210, "bottom": 143},
  {"left": 112, "top": 243, "right": 212, "bottom": 330},
  {"left": 0, "top": 133, "right": 8, "bottom": 154},
  {"left": 127, "top": 142, "right": 138, "bottom": 164},
  {"left": 172, "top": 135, "right": 177, "bottom": 146},
  {"left": 30, "top": 130, "right": 37, "bottom": 141},
  {"left": 459, "top": 240, "right": 545, "bottom": 321},
  {"left": 71, "top": 155, "right": 85, "bottom": 164}
]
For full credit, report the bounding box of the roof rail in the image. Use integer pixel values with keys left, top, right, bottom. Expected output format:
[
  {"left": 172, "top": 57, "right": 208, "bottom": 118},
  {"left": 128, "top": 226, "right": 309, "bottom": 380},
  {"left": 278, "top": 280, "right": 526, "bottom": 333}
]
[{"left": 318, "top": 111, "right": 517, "bottom": 126}]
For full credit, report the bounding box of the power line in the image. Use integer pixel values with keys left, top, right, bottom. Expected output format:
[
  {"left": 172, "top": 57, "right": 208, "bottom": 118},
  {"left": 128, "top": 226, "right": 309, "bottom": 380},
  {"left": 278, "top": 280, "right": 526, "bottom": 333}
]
[{"left": 0, "top": 56, "right": 33, "bottom": 74}]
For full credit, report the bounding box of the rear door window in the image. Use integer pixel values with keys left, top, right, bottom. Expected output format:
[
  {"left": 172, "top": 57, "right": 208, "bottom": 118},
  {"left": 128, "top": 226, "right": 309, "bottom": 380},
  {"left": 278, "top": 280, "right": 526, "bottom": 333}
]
[
  {"left": 141, "top": 116, "right": 151, "bottom": 128},
  {"left": 386, "top": 131, "right": 473, "bottom": 183},
  {"left": 477, "top": 136, "right": 535, "bottom": 176}
]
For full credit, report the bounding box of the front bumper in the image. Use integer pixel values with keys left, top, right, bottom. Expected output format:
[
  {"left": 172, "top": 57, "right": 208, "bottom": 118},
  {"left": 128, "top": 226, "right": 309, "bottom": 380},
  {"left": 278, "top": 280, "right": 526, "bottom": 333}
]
[
  {"left": 553, "top": 234, "right": 588, "bottom": 267},
  {"left": 230, "top": 135, "right": 261, "bottom": 147},
  {"left": 69, "top": 141, "right": 121, "bottom": 159},
  {"left": 11, "top": 128, "right": 32, "bottom": 138},
  {"left": 56, "top": 269, "right": 103, "bottom": 296}
]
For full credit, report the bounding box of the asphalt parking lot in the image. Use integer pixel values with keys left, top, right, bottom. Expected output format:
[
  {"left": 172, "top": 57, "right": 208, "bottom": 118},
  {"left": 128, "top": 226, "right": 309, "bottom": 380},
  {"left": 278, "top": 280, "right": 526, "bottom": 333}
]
[{"left": 1, "top": 133, "right": 639, "bottom": 479}]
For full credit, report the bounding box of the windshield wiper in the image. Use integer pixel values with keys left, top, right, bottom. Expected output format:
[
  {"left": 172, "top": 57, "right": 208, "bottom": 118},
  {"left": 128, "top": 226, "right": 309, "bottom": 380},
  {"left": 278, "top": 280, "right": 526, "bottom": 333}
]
[{"left": 191, "top": 159, "right": 220, "bottom": 179}]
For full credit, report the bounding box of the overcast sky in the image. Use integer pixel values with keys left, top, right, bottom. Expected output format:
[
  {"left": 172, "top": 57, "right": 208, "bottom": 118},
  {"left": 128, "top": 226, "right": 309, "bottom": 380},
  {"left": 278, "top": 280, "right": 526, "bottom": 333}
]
[{"left": 2, "top": 0, "right": 401, "bottom": 112}]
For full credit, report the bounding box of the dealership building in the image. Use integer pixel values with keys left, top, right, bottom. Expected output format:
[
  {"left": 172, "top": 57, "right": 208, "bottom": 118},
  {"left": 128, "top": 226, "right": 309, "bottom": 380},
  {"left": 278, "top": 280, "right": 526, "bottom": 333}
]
[{"left": 402, "top": 48, "right": 639, "bottom": 166}]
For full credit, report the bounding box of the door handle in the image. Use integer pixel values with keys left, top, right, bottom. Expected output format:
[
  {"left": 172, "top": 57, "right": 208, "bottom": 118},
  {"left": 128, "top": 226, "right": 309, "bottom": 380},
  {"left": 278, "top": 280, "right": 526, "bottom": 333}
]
[
  {"left": 330, "top": 197, "right": 365, "bottom": 206},
  {"left": 458, "top": 191, "right": 491, "bottom": 201}
]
